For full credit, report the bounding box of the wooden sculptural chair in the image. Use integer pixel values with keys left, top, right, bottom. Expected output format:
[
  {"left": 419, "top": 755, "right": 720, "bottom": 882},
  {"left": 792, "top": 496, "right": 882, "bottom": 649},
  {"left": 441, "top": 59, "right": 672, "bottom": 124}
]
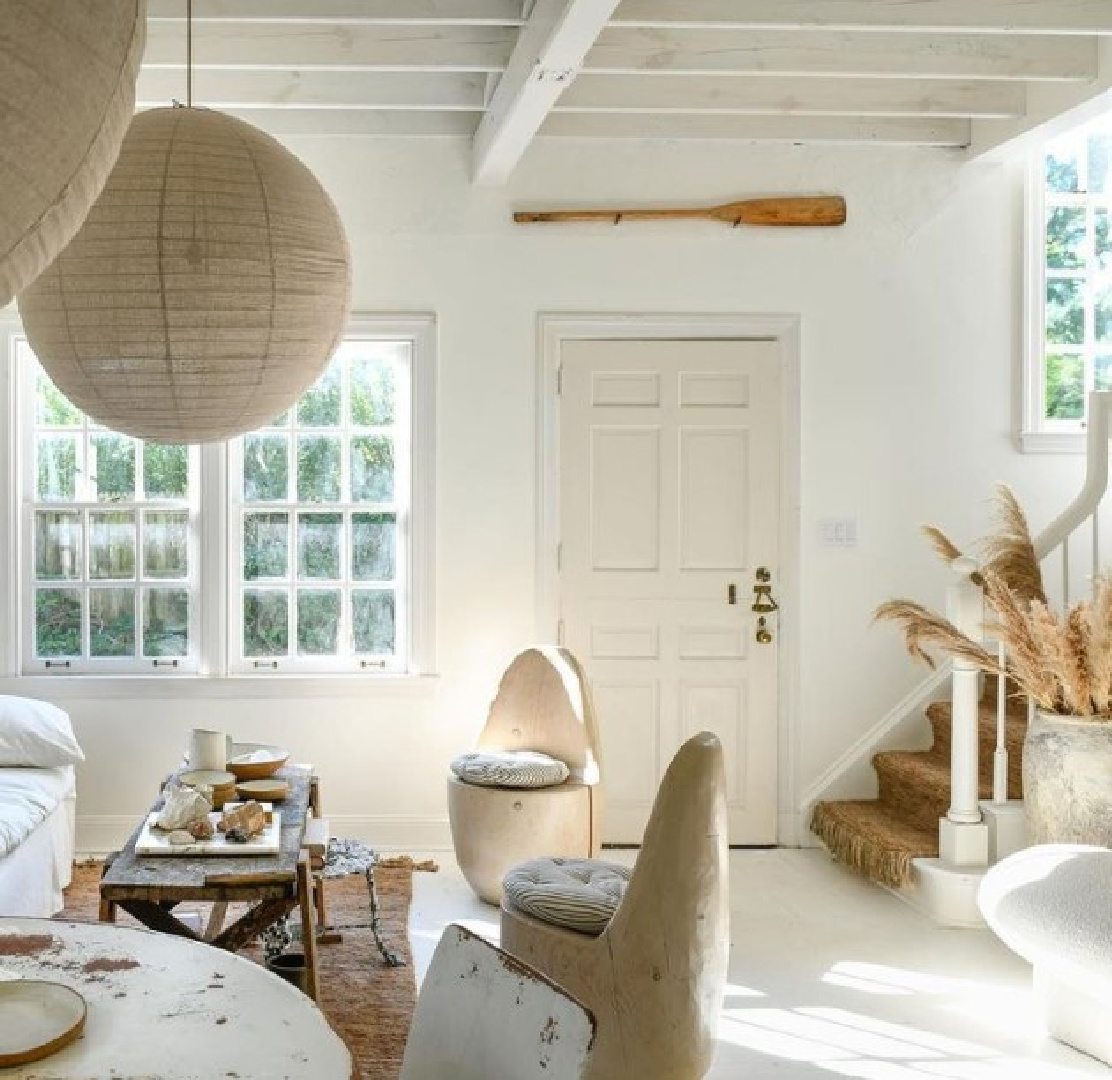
[
  {"left": 500, "top": 731, "right": 729, "bottom": 1080},
  {"left": 399, "top": 924, "right": 594, "bottom": 1080},
  {"left": 447, "top": 646, "right": 603, "bottom": 904}
]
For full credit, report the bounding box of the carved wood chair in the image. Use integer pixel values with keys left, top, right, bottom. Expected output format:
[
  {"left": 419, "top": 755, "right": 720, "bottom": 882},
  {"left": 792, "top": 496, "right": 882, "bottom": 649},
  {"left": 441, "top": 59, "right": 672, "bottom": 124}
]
[
  {"left": 447, "top": 646, "right": 604, "bottom": 904},
  {"left": 499, "top": 731, "right": 729, "bottom": 1080},
  {"left": 399, "top": 923, "right": 594, "bottom": 1080}
]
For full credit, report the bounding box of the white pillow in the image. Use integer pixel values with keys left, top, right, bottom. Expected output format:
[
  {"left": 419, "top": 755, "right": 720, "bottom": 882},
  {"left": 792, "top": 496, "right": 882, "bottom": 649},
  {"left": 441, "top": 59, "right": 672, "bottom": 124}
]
[{"left": 0, "top": 696, "right": 84, "bottom": 767}]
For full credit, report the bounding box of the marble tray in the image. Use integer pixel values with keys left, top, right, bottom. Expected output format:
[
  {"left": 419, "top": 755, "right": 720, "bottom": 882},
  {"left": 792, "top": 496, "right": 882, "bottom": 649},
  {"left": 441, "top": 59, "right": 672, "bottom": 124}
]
[{"left": 134, "top": 808, "right": 280, "bottom": 857}]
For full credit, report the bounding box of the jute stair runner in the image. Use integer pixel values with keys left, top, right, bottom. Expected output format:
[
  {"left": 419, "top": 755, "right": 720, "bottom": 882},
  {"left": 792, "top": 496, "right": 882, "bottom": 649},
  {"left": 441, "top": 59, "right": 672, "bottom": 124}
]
[{"left": 810, "top": 689, "right": 1027, "bottom": 888}]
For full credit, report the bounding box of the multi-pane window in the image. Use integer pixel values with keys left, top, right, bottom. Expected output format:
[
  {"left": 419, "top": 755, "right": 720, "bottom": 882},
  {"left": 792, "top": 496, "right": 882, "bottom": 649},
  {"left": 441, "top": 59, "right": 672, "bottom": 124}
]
[
  {"left": 15, "top": 321, "right": 430, "bottom": 677},
  {"left": 23, "top": 341, "right": 198, "bottom": 672},
  {"left": 231, "top": 340, "right": 410, "bottom": 673},
  {"left": 1033, "top": 119, "right": 1112, "bottom": 432}
]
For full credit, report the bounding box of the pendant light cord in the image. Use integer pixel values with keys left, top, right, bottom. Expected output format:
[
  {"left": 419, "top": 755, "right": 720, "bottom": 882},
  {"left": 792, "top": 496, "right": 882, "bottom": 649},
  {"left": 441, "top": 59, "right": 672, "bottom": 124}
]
[{"left": 186, "top": 0, "right": 193, "bottom": 108}]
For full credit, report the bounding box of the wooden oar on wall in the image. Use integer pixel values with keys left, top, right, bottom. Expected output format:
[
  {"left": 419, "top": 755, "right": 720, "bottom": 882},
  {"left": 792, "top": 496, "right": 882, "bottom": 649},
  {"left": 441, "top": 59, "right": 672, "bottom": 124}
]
[{"left": 514, "top": 195, "right": 846, "bottom": 228}]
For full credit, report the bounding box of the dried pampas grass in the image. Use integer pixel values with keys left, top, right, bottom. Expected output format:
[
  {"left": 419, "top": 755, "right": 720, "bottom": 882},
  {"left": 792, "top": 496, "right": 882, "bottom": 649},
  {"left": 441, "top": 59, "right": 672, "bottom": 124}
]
[
  {"left": 981, "top": 486, "right": 1046, "bottom": 606},
  {"left": 878, "top": 567, "right": 1112, "bottom": 720}
]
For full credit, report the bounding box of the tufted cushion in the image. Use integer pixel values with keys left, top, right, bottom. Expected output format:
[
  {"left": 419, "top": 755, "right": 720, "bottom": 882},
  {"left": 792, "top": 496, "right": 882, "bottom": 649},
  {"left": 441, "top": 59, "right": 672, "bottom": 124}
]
[
  {"left": 450, "top": 750, "right": 570, "bottom": 789},
  {"left": 502, "top": 857, "right": 631, "bottom": 935}
]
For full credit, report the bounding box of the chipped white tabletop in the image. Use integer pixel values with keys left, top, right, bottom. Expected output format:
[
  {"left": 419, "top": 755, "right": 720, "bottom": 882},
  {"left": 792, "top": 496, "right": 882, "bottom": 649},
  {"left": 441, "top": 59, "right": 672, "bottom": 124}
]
[{"left": 0, "top": 917, "right": 351, "bottom": 1079}]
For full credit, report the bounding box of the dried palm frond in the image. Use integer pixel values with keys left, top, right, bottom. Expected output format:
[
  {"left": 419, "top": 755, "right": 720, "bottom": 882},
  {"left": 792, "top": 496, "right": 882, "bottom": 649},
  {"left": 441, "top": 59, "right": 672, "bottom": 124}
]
[
  {"left": 981, "top": 485, "right": 1046, "bottom": 606},
  {"left": 921, "top": 525, "right": 965, "bottom": 565},
  {"left": 875, "top": 599, "right": 1002, "bottom": 673},
  {"left": 1089, "top": 577, "right": 1112, "bottom": 714}
]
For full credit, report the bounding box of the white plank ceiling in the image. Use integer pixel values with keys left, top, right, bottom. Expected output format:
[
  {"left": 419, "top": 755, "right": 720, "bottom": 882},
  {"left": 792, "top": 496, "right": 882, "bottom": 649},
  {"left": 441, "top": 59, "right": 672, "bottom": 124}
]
[{"left": 140, "top": 0, "right": 1112, "bottom": 182}]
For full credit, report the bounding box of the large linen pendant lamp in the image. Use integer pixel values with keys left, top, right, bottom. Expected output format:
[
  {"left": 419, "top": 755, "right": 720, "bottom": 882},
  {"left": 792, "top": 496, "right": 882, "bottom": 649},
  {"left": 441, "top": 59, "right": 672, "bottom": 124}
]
[
  {"left": 19, "top": 5, "right": 351, "bottom": 444},
  {"left": 0, "top": 0, "right": 145, "bottom": 307}
]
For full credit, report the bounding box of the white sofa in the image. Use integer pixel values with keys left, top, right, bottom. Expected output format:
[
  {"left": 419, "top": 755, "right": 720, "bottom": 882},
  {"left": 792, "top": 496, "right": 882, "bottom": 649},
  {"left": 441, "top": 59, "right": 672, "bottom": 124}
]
[
  {"left": 0, "top": 696, "right": 82, "bottom": 916},
  {"left": 0, "top": 764, "right": 77, "bottom": 915}
]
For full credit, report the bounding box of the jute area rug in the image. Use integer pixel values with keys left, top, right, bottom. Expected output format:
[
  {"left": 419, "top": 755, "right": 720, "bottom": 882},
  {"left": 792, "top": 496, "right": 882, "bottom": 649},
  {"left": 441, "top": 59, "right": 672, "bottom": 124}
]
[{"left": 59, "top": 862, "right": 417, "bottom": 1080}]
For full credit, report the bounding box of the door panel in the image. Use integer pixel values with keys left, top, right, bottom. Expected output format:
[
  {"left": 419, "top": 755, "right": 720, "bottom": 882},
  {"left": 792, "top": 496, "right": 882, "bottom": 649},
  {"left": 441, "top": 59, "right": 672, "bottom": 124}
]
[{"left": 559, "top": 338, "right": 781, "bottom": 844}]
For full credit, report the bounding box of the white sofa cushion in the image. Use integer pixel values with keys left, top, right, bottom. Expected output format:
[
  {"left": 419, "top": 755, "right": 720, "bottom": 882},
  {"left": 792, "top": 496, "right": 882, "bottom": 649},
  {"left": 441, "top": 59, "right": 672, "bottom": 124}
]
[
  {"left": 503, "top": 856, "right": 631, "bottom": 936},
  {"left": 450, "top": 750, "right": 569, "bottom": 789},
  {"left": 0, "top": 697, "right": 83, "bottom": 768}
]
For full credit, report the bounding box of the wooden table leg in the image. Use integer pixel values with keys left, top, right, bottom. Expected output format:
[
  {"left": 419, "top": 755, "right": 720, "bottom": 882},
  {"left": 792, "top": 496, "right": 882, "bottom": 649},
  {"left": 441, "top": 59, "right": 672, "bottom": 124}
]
[
  {"left": 205, "top": 902, "right": 229, "bottom": 940},
  {"left": 98, "top": 854, "right": 118, "bottom": 923},
  {"left": 297, "top": 853, "right": 319, "bottom": 1001}
]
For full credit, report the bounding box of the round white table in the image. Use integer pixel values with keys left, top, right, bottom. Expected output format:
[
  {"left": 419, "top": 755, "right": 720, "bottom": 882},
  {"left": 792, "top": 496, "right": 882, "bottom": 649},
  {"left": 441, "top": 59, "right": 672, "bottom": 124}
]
[{"left": 0, "top": 917, "right": 352, "bottom": 1078}]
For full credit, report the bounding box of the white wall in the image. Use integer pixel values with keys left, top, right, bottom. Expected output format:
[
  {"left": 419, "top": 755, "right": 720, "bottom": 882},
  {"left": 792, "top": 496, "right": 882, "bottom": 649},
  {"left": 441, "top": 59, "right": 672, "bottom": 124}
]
[{"left": 0, "top": 135, "right": 1086, "bottom": 853}]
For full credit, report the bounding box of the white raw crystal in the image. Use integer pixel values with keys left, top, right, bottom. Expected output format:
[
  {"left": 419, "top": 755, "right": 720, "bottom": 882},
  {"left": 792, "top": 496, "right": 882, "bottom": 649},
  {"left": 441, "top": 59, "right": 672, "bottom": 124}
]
[
  {"left": 157, "top": 785, "right": 212, "bottom": 831},
  {"left": 167, "top": 830, "right": 196, "bottom": 845}
]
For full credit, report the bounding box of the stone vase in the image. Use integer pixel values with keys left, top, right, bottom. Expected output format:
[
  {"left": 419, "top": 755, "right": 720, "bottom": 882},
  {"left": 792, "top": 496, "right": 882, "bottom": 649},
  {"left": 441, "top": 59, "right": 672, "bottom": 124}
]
[{"left": 1023, "top": 710, "right": 1112, "bottom": 846}]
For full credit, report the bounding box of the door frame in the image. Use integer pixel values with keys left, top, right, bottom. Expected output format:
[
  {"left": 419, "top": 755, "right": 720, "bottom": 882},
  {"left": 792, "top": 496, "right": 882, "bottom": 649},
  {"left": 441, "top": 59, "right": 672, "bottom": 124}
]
[{"left": 536, "top": 313, "right": 803, "bottom": 846}]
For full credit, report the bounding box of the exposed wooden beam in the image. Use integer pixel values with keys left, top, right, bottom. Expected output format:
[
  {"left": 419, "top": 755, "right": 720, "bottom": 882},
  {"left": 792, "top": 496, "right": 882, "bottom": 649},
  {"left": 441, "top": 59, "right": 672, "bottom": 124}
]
[
  {"left": 970, "top": 36, "right": 1112, "bottom": 158},
  {"left": 472, "top": 0, "right": 621, "bottom": 184},
  {"left": 147, "top": 0, "right": 525, "bottom": 24},
  {"left": 216, "top": 108, "right": 480, "bottom": 136},
  {"left": 143, "top": 21, "right": 513, "bottom": 71},
  {"left": 586, "top": 28, "right": 1097, "bottom": 81},
  {"left": 612, "top": 0, "right": 1112, "bottom": 36},
  {"left": 137, "top": 69, "right": 488, "bottom": 111},
  {"left": 540, "top": 112, "right": 972, "bottom": 146},
  {"left": 559, "top": 75, "right": 1025, "bottom": 118}
]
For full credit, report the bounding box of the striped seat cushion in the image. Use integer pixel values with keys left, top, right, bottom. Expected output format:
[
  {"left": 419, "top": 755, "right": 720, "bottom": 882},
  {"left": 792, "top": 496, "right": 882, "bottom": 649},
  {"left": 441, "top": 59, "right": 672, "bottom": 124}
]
[
  {"left": 502, "top": 857, "right": 631, "bottom": 936},
  {"left": 450, "top": 750, "right": 570, "bottom": 789}
]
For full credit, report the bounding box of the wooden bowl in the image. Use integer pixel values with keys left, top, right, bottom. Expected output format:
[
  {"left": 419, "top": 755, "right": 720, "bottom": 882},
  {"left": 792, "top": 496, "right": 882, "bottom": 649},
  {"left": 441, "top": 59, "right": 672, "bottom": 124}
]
[
  {"left": 179, "top": 769, "right": 237, "bottom": 809},
  {"left": 236, "top": 778, "right": 290, "bottom": 802},
  {"left": 225, "top": 743, "right": 290, "bottom": 781}
]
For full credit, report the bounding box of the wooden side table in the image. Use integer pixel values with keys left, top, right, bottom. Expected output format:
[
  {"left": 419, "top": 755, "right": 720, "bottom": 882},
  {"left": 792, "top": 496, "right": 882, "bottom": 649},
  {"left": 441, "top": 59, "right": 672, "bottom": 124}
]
[{"left": 99, "top": 765, "right": 319, "bottom": 999}]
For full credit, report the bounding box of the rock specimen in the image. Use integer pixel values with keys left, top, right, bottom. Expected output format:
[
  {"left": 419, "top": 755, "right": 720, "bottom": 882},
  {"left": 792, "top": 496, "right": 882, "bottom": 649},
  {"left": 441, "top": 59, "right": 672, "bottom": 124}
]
[
  {"left": 187, "top": 817, "right": 214, "bottom": 841},
  {"left": 157, "top": 784, "right": 212, "bottom": 831},
  {"left": 219, "top": 801, "right": 266, "bottom": 838},
  {"left": 167, "top": 830, "right": 196, "bottom": 845}
]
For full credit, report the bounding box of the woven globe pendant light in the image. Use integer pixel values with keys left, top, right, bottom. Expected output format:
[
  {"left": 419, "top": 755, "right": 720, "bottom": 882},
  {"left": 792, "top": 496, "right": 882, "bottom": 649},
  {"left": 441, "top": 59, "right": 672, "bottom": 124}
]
[
  {"left": 19, "top": 105, "right": 352, "bottom": 444},
  {"left": 0, "top": 0, "right": 145, "bottom": 307}
]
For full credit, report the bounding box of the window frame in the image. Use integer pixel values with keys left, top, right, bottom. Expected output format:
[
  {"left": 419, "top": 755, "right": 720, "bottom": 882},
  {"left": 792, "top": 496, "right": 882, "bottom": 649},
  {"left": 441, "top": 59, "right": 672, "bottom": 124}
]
[
  {"left": 1023, "top": 129, "right": 1112, "bottom": 453},
  {"left": 1, "top": 313, "right": 437, "bottom": 683},
  {"left": 19, "top": 342, "right": 203, "bottom": 675}
]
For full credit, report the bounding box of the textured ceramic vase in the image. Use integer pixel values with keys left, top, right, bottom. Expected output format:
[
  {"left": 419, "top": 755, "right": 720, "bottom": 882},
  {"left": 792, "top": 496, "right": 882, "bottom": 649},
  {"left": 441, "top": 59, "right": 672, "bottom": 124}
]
[{"left": 1023, "top": 710, "right": 1112, "bottom": 846}]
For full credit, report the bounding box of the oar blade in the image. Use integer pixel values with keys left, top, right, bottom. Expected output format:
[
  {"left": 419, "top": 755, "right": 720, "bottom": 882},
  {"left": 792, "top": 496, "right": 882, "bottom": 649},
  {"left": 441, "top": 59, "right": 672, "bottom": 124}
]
[{"left": 715, "top": 196, "right": 847, "bottom": 227}]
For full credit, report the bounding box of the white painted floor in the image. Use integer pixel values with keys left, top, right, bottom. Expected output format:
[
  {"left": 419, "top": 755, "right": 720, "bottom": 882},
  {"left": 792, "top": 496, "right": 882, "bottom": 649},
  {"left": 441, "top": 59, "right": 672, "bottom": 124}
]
[{"left": 408, "top": 848, "right": 1110, "bottom": 1080}]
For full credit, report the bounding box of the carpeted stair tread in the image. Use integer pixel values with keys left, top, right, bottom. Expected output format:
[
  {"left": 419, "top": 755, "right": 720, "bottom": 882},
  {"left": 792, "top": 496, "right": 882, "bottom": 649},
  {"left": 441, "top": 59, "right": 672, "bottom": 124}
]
[
  {"left": 925, "top": 701, "right": 1025, "bottom": 797},
  {"left": 810, "top": 799, "right": 938, "bottom": 888},
  {"left": 812, "top": 690, "right": 1028, "bottom": 889},
  {"left": 873, "top": 751, "right": 953, "bottom": 834}
]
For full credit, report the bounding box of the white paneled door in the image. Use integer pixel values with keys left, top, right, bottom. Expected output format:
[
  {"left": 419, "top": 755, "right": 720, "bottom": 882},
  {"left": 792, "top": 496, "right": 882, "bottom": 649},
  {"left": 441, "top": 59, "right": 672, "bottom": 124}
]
[{"left": 559, "top": 339, "right": 781, "bottom": 844}]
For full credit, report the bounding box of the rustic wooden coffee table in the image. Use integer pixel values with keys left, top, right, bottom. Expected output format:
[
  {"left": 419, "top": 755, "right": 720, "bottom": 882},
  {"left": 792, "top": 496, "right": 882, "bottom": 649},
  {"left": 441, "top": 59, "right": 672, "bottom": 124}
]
[{"left": 98, "top": 765, "right": 320, "bottom": 998}]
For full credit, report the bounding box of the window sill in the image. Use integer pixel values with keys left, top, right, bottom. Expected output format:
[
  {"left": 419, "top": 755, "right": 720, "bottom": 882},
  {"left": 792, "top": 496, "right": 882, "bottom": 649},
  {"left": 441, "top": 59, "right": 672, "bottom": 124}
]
[
  {"left": 0, "top": 673, "right": 441, "bottom": 701},
  {"left": 1019, "top": 430, "right": 1087, "bottom": 454}
]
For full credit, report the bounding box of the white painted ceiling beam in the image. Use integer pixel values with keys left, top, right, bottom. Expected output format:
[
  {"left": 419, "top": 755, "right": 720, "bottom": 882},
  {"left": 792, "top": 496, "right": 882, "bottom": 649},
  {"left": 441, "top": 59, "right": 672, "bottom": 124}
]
[
  {"left": 143, "top": 21, "right": 514, "bottom": 71},
  {"left": 147, "top": 0, "right": 525, "bottom": 24},
  {"left": 541, "top": 112, "right": 971, "bottom": 146},
  {"left": 559, "top": 75, "right": 1025, "bottom": 119},
  {"left": 217, "top": 108, "right": 480, "bottom": 136},
  {"left": 970, "top": 36, "right": 1112, "bottom": 158},
  {"left": 587, "top": 29, "right": 1096, "bottom": 81},
  {"left": 472, "top": 0, "right": 621, "bottom": 184},
  {"left": 137, "top": 69, "right": 488, "bottom": 111},
  {"left": 612, "top": 1, "right": 1112, "bottom": 35}
]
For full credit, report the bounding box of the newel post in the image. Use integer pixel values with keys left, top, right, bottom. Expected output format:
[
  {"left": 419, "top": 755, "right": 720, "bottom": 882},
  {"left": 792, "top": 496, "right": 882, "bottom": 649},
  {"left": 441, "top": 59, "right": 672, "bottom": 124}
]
[{"left": 939, "top": 556, "right": 990, "bottom": 867}]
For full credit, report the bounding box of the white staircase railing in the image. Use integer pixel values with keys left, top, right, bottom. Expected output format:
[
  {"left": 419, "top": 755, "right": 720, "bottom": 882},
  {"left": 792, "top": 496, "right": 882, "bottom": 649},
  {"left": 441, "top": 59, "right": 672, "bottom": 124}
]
[{"left": 943, "top": 390, "right": 1112, "bottom": 869}]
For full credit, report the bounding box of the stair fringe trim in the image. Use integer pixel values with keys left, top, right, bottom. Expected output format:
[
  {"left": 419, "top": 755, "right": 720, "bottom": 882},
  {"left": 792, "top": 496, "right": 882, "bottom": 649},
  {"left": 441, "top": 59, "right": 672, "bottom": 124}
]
[{"left": 809, "top": 803, "right": 913, "bottom": 888}]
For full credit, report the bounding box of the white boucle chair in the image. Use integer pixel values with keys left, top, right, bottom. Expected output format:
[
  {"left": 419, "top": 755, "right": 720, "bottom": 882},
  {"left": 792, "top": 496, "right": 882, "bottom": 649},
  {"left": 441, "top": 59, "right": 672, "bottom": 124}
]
[
  {"left": 500, "top": 731, "right": 728, "bottom": 1080},
  {"left": 978, "top": 844, "right": 1112, "bottom": 1066},
  {"left": 447, "top": 646, "right": 603, "bottom": 904}
]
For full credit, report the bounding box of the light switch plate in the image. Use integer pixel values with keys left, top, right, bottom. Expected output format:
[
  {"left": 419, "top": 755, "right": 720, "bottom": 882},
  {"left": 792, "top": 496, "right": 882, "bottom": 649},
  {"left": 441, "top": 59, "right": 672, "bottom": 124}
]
[{"left": 819, "top": 517, "right": 858, "bottom": 547}]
